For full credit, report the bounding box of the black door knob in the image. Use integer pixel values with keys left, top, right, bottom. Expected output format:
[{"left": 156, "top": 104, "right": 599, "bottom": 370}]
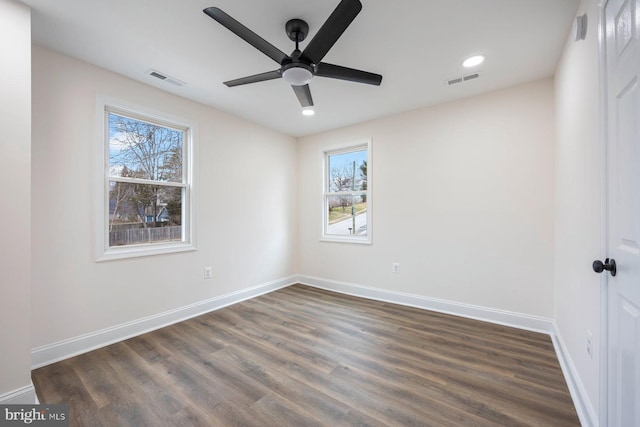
[{"left": 593, "top": 258, "right": 616, "bottom": 276}]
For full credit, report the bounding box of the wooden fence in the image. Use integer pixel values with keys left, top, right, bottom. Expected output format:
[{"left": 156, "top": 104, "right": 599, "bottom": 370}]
[{"left": 110, "top": 226, "right": 182, "bottom": 246}]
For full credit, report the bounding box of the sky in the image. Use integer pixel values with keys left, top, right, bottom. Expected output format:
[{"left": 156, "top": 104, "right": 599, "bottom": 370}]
[{"left": 328, "top": 149, "right": 366, "bottom": 174}]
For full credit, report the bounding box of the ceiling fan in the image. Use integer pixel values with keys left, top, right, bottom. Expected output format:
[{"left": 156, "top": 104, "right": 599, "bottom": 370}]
[{"left": 203, "top": 0, "right": 383, "bottom": 109}]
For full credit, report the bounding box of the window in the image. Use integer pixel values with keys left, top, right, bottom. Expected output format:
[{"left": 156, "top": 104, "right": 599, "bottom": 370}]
[
  {"left": 322, "top": 140, "right": 371, "bottom": 244},
  {"left": 96, "top": 100, "right": 195, "bottom": 260}
]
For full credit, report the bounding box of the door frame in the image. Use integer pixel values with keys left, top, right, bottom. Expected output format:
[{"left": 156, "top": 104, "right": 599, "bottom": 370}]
[{"left": 596, "top": 1, "right": 608, "bottom": 425}]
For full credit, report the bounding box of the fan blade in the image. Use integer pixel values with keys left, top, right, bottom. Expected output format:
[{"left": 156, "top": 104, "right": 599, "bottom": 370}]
[
  {"left": 203, "top": 7, "right": 289, "bottom": 65},
  {"left": 316, "top": 62, "right": 382, "bottom": 85},
  {"left": 301, "top": 0, "right": 362, "bottom": 64},
  {"left": 292, "top": 84, "right": 314, "bottom": 107},
  {"left": 224, "top": 70, "right": 282, "bottom": 87}
]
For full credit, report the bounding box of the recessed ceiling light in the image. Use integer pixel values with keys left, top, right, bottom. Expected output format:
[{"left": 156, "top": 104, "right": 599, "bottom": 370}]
[
  {"left": 302, "top": 109, "right": 315, "bottom": 116},
  {"left": 462, "top": 55, "right": 485, "bottom": 68}
]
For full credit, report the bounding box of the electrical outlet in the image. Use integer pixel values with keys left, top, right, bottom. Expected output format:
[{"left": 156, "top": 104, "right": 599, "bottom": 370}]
[
  {"left": 392, "top": 262, "right": 400, "bottom": 274},
  {"left": 586, "top": 329, "right": 593, "bottom": 359},
  {"left": 204, "top": 267, "right": 213, "bottom": 279}
]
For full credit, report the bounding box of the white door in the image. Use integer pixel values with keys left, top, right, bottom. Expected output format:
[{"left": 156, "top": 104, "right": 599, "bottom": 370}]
[{"left": 603, "top": 0, "right": 640, "bottom": 425}]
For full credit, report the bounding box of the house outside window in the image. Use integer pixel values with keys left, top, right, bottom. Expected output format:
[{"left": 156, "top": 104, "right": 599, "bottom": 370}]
[
  {"left": 96, "top": 100, "right": 196, "bottom": 260},
  {"left": 322, "top": 139, "right": 371, "bottom": 244}
]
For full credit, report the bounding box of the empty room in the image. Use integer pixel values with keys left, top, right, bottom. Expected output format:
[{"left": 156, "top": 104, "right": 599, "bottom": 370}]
[{"left": 2, "top": 0, "right": 638, "bottom": 425}]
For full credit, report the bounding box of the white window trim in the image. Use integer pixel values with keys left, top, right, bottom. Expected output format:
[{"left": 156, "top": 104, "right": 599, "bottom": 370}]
[
  {"left": 321, "top": 138, "right": 372, "bottom": 244},
  {"left": 94, "top": 96, "right": 197, "bottom": 261}
]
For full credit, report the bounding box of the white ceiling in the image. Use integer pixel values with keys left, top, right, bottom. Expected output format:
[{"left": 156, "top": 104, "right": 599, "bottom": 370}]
[{"left": 22, "top": 0, "right": 579, "bottom": 137}]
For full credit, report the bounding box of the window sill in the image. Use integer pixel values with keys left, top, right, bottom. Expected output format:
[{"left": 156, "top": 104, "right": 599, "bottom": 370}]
[
  {"left": 320, "top": 235, "right": 372, "bottom": 245},
  {"left": 97, "top": 242, "right": 197, "bottom": 262}
]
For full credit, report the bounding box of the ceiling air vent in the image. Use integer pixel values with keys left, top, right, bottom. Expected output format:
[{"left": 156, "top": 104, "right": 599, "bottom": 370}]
[
  {"left": 145, "top": 69, "right": 186, "bottom": 87},
  {"left": 446, "top": 72, "right": 480, "bottom": 86},
  {"left": 149, "top": 71, "right": 166, "bottom": 80}
]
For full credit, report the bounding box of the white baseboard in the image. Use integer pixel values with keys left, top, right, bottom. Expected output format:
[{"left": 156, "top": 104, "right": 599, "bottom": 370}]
[
  {"left": 0, "top": 383, "right": 37, "bottom": 404},
  {"left": 551, "top": 323, "right": 598, "bottom": 427},
  {"left": 296, "top": 275, "right": 554, "bottom": 334},
  {"left": 31, "top": 276, "right": 296, "bottom": 369}
]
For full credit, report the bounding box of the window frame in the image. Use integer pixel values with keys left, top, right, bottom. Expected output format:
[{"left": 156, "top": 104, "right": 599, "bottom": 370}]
[
  {"left": 95, "top": 97, "right": 197, "bottom": 261},
  {"left": 321, "top": 139, "right": 372, "bottom": 244}
]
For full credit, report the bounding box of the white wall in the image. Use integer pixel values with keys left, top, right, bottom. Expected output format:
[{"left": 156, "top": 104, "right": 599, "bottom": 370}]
[
  {"left": 0, "top": 0, "right": 33, "bottom": 403},
  {"left": 297, "top": 79, "right": 555, "bottom": 318},
  {"left": 24, "top": 6, "right": 603, "bottom": 419},
  {"left": 30, "top": 46, "right": 297, "bottom": 350},
  {"left": 553, "top": 0, "right": 602, "bottom": 422}
]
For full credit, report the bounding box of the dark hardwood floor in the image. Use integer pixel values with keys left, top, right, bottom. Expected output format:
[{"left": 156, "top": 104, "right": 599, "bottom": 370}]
[{"left": 32, "top": 284, "right": 580, "bottom": 426}]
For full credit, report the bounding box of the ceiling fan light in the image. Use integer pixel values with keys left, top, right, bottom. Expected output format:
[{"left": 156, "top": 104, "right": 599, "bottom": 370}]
[{"left": 282, "top": 67, "right": 313, "bottom": 86}]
